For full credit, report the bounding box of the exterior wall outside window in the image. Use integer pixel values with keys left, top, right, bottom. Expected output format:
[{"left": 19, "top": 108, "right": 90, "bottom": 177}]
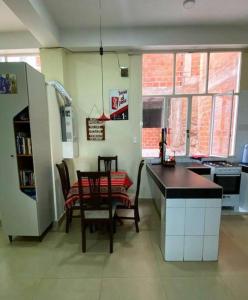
[{"left": 142, "top": 52, "right": 241, "bottom": 157}]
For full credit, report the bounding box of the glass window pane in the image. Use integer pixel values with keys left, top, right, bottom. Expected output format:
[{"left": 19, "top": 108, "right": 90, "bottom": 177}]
[
  {"left": 190, "top": 96, "right": 212, "bottom": 156},
  {"left": 6, "top": 55, "right": 41, "bottom": 71},
  {"left": 142, "top": 54, "right": 174, "bottom": 95},
  {"left": 167, "top": 97, "right": 187, "bottom": 156},
  {"left": 6, "top": 56, "right": 22, "bottom": 62},
  {"left": 229, "top": 95, "right": 238, "bottom": 156},
  {"left": 175, "top": 53, "right": 207, "bottom": 94},
  {"left": 208, "top": 52, "right": 241, "bottom": 93},
  {"left": 142, "top": 97, "right": 164, "bottom": 157},
  {"left": 211, "top": 95, "right": 234, "bottom": 157}
]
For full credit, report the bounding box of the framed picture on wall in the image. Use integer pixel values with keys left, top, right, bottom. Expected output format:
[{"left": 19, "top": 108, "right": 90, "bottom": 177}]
[
  {"left": 109, "top": 89, "right": 128, "bottom": 120},
  {"left": 86, "top": 118, "right": 105, "bottom": 141}
]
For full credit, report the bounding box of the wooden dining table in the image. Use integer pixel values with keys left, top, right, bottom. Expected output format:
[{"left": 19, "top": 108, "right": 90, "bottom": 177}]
[{"left": 65, "top": 171, "right": 133, "bottom": 208}]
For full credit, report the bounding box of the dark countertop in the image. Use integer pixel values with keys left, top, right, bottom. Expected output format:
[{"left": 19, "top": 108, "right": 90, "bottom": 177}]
[
  {"left": 240, "top": 163, "right": 248, "bottom": 173},
  {"left": 147, "top": 163, "right": 222, "bottom": 199}
]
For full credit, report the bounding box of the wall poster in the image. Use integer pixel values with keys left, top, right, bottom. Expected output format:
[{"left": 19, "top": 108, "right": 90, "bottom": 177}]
[
  {"left": 0, "top": 73, "right": 17, "bottom": 94},
  {"left": 109, "top": 89, "right": 128, "bottom": 120},
  {"left": 86, "top": 118, "right": 105, "bottom": 141}
]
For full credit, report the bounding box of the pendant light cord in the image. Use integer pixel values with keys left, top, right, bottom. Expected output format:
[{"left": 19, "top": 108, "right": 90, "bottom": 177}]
[{"left": 99, "top": 0, "right": 104, "bottom": 114}]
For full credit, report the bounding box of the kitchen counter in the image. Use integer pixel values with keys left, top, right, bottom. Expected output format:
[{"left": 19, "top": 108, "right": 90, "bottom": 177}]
[
  {"left": 147, "top": 163, "right": 222, "bottom": 198},
  {"left": 147, "top": 162, "right": 222, "bottom": 262},
  {"left": 240, "top": 163, "right": 248, "bottom": 173}
]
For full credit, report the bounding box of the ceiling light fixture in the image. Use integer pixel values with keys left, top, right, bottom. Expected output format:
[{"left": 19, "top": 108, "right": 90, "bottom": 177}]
[
  {"left": 183, "top": 0, "right": 196, "bottom": 9},
  {"left": 97, "top": 0, "right": 110, "bottom": 122}
]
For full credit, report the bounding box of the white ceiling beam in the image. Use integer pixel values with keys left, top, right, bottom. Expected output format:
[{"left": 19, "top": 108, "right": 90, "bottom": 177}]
[
  {"left": 0, "top": 31, "right": 41, "bottom": 50},
  {"left": 61, "top": 25, "right": 248, "bottom": 51},
  {"left": 3, "top": 0, "right": 60, "bottom": 47}
]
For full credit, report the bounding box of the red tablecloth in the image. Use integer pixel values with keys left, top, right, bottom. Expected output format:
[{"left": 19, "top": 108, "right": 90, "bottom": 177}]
[{"left": 65, "top": 171, "right": 133, "bottom": 208}]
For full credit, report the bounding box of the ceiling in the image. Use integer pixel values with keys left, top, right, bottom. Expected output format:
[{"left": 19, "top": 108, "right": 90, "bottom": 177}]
[
  {"left": 43, "top": 0, "right": 248, "bottom": 28},
  {"left": 0, "top": 0, "right": 26, "bottom": 32},
  {"left": 1, "top": 0, "right": 248, "bottom": 50}
]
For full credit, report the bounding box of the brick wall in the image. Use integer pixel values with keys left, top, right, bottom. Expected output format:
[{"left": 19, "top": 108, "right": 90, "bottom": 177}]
[{"left": 142, "top": 52, "right": 240, "bottom": 156}]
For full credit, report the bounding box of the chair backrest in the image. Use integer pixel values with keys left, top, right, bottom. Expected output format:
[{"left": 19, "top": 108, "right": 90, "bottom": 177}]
[
  {"left": 62, "top": 159, "right": 71, "bottom": 189},
  {"left": 134, "top": 160, "right": 145, "bottom": 206},
  {"left": 56, "top": 162, "right": 70, "bottom": 200},
  {"left": 77, "top": 171, "right": 112, "bottom": 220},
  {"left": 98, "top": 156, "right": 118, "bottom": 172}
]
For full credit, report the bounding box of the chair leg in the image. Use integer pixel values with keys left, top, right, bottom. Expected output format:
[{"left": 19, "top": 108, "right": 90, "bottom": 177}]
[
  {"left": 81, "top": 223, "right": 86, "bottom": 253},
  {"left": 65, "top": 209, "right": 71, "bottom": 233},
  {"left": 113, "top": 216, "right": 116, "bottom": 234},
  {"left": 69, "top": 209, "right": 73, "bottom": 224},
  {"left": 134, "top": 210, "right": 139, "bottom": 233},
  {"left": 89, "top": 224, "right": 94, "bottom": 233},
  {"left": 109, "top": 221, "right": 113, "bottom": 253},
  {"left": 137, "top": 208, "right": 140, "bottom": 222}
]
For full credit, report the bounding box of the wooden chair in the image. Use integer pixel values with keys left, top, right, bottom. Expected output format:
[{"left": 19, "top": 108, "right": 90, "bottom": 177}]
[
  {"left": 62, "top": 159, "right": 70, "bottom": 189},
  {"left": 77, "top": 170, "right": 116, "bottom": 253},
  {"left": 116, "top": 160, "right": 145, "bottom": 233},
  {"left": 56, "top": 162, "right": 80, "bottom": 233},
  {"left": 98, "top": 156, "right": 118, "bottom": 172}
]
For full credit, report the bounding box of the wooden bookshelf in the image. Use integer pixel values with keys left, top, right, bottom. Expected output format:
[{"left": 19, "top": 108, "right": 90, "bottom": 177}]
[{"left": 13, "top": 107, "right": 36, "bottom": 196}]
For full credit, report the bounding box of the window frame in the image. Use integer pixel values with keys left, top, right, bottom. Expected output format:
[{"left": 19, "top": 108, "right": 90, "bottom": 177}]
[
  {"left": 0, "top": 52, "right": 41, "bottom": 71},
  {"left": 142, "top": 50, "right": 242, "bottom": 158}
]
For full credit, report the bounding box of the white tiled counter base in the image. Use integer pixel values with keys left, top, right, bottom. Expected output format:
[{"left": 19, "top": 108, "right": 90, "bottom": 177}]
[{"left": 161, "top": 198, "right": 222, "bottom": 261}]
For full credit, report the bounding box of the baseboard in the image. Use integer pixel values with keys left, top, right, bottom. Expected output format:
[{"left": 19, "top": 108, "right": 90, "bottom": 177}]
[{"left": 52, "top": 212, "right": 65, "bottom": 231}]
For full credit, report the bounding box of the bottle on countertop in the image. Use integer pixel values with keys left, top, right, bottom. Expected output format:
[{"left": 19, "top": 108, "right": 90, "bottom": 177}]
[{"left": 159, "top": 128, "right": 167, "bottom": 164}]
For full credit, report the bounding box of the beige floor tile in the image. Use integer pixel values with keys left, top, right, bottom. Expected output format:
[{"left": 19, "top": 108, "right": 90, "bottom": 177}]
[
  {"left": 161, "top": 276, "right": 234, "bottom": 300},
  {"left": 151, "top": 235, "right": 212, "bottom": 278},
  {"left": 1, "top": 200, "right": 248, "bottom": 298},
  {"left": 100, "top": 277, "right": 167, "bottom": 300},
  {"left": 34, "top": 278, "right": 101, "bottom": 300},
  {"left": 103, "top": 248, "right": 160, "bottom": 278},
  {"left": 221, "top": 274, "right": 248, "bottom": 300},
  {"left": 0, "top": 247, "right": 56, "bottom": 278},
  {"left": 0, "top": 274, "right": 39, "bottom": 300},
  {"left": 45, "top": 244, "right": 107, "bottom": 278},
  {"left": 102, "top": 231, "right": 160, "bottom": 278}
]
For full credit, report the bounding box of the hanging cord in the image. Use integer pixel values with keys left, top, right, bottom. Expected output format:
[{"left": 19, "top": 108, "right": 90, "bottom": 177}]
[
  {"left": 99, "top": 0, "right": 104, "bottom": 114},
  {"left": 115, "top": 52, "right": 121, "bottom": 69}
]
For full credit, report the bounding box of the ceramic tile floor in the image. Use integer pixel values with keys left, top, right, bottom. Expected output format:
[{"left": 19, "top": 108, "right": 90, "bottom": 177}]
[{"left": 1, "top": 200, "right": 248, "bottom": 299}]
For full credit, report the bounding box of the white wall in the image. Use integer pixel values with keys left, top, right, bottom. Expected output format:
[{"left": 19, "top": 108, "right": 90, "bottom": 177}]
[
  {"left": 40, "top": 49, "right": 248, "bottom": 199},
  {"left": 46, "top": 85, "right": 64, "bottom": 221},
  {"left": 63, "top": 53, "right": 150, "bottom": 197}
]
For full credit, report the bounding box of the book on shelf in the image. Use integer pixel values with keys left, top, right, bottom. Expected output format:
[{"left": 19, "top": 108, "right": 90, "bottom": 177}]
[
  {"left": 19, "top": 170, "right": 35, "bottom": 187},
  {"left": 16, "top": 132, "right": 32, "bottom": 155}
]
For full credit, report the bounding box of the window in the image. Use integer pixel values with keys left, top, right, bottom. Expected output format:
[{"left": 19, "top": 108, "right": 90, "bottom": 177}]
[
  {"left": 175, "top": 53, "right": 207, "bottom": 94},
  {"left": 142, "top": 51, "right": 241, "bottom": 158},
  {"left": 0, "top": 53, "right": 41, "bottom": 71},
  {"left": 190, "top": 96, "right": 212, "bottom": 156},
  {"left": 142, "top": 97, "right": 164, "bottom": 158},
  {"left": 167, "top": 97, "right": 188, "bottom": 156},
  {"left": 142, "top": 54, "right": 174, "bottom": 95}
]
